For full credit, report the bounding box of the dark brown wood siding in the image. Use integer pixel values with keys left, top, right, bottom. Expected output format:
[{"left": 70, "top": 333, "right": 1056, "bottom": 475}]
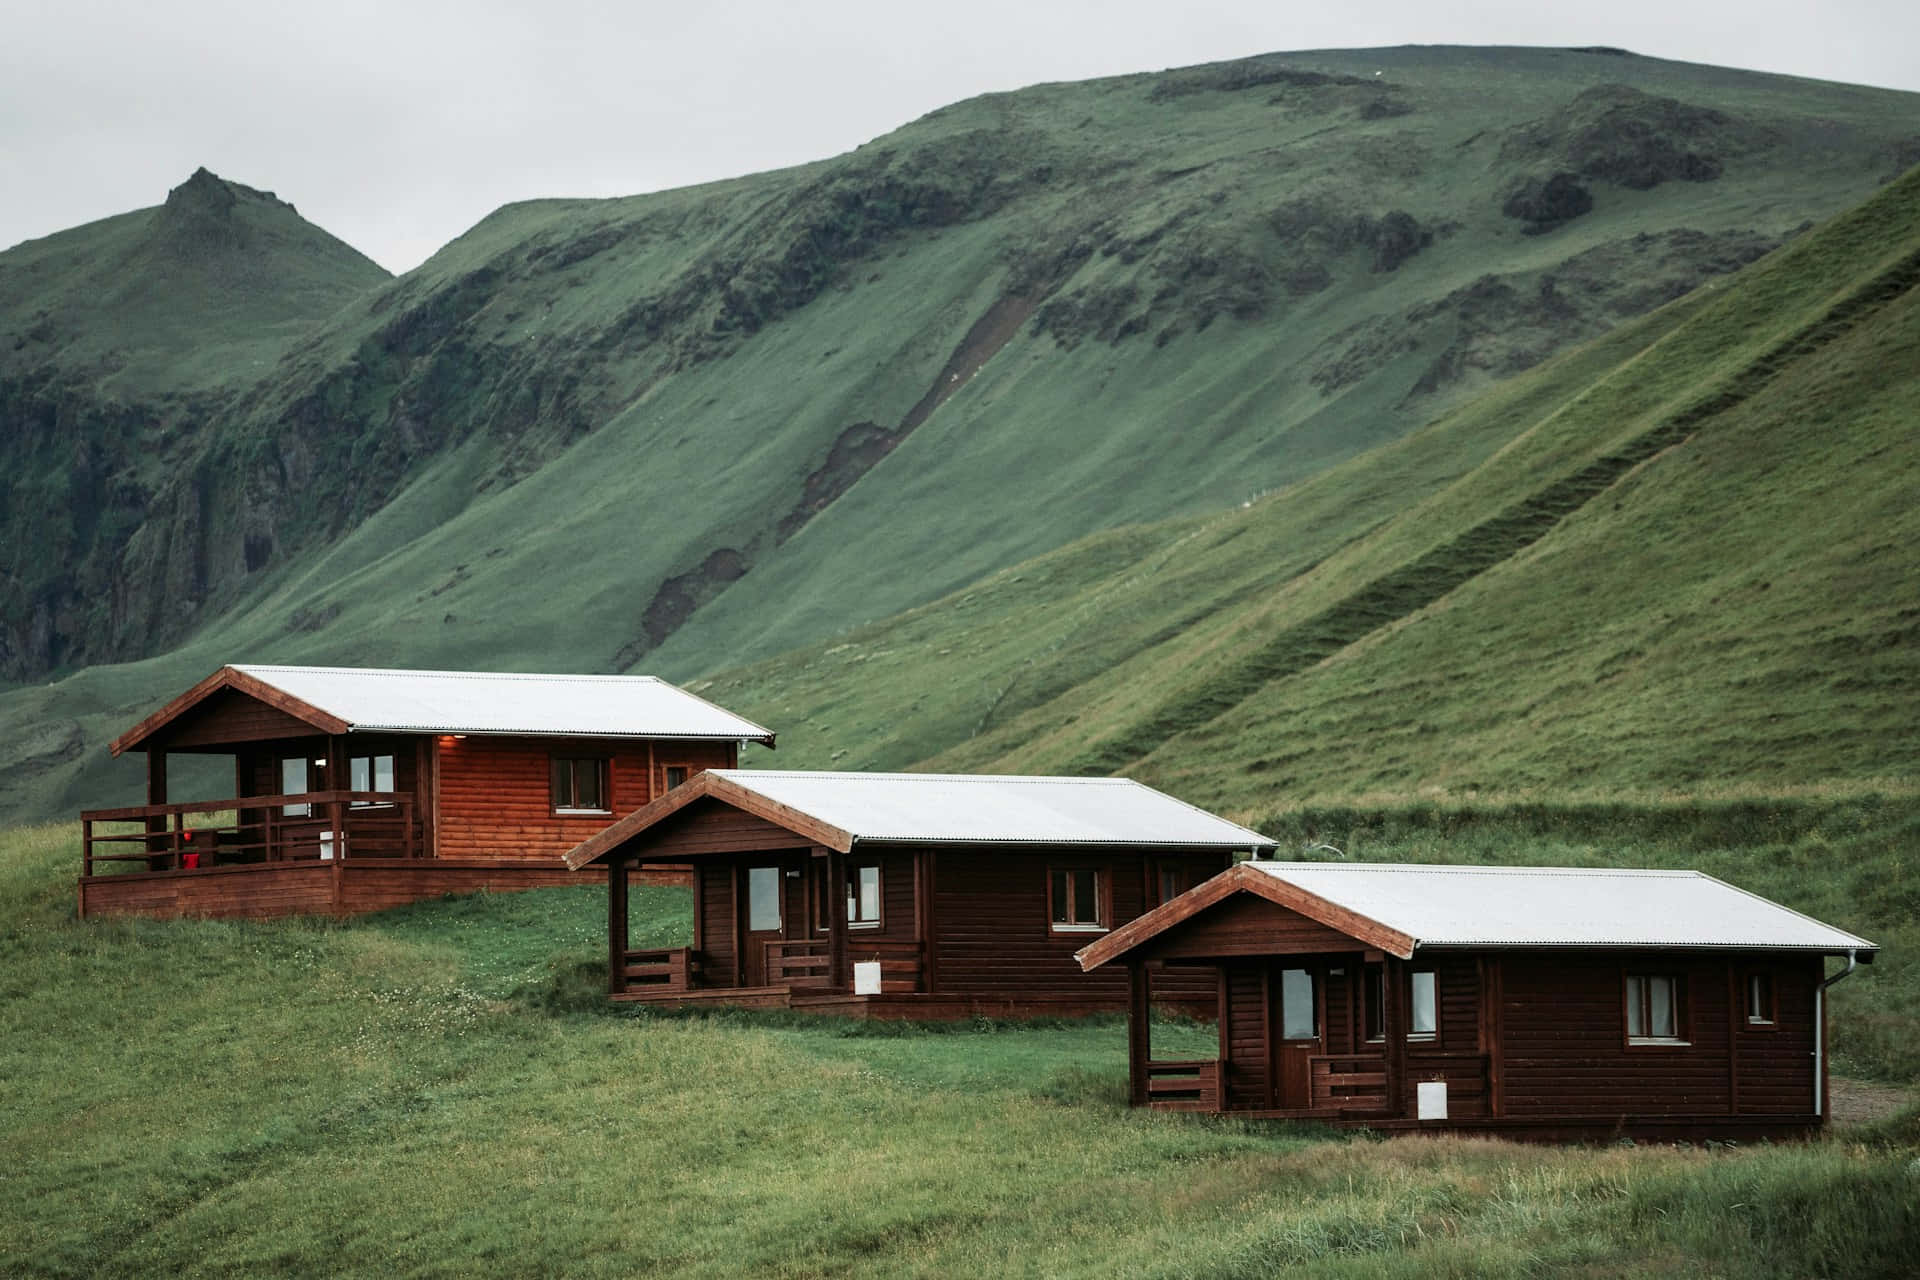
[
  {"left": 1221, "top": 963, "right": 1270, "bottom": 1108},
  {"left": 1498, "top": 950, "right": 1735, "bottom": 1118},
  {"left": 635, "top": 799, "right": 811, "bottom": 860},
  {"left": 1150, "top": 894, "right": 1360, "bottom": 959},
  {"left": 928, "top": 848, "right": 1223, "bottom": 1007},
  {"left": 437, "top": 736, "right": 735, "bottom": 862},
  {"left": 150, "top": 688, "right": 325, "bottom": 750},
  {"left": 1734, "top": 955, "right": 1819, "bottom": 1115}
]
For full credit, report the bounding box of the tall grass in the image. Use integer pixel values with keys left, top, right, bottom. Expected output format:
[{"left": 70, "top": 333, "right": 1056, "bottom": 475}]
[{"left": 4, "top": 819, "right": 1915, "bottom": 1276}]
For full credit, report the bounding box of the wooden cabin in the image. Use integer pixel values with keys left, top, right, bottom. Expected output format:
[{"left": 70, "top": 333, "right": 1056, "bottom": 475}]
[
  {"left": 79, "top": 664, "right": 774, "bottom": 919},
  {"left": 563, "top": 769, "right": 1275, "bottom": 1017},
  {"left": 1075, "top": 860, "right": 1877, "bottom": 1141}
]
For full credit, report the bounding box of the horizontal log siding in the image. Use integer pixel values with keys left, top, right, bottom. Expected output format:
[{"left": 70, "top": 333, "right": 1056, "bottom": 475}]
[
  {"left": 81, "top": 863, "right": 337, "bottom": 918},
  {"left": 1499, "top": 951, "right": 1734, "bottom": 1118},
  {"left": 437, "top": 736, "right": 734, "bottom": 863},
  {"left": 1222, "top": 963, "right": 1270, "bottom": 1109},
  {"left": 929, "top": 848, "right": 1219, "bottom": 1007},
  {"left": 698, "top": 865, "right": 736, "bottom": 981},
  {"left": 153, "top": 688, "right": 323, "bottom": 749},
  {"left": 1323, "top": 965, "right": 1357, "bottom": 1055},
  {"left": 637, "top": 801, "right": 809, "bottom": 860},
  {"left": 1152, "top": 894, "right": 1358, "bottom": 959},
  {"left": 79, "top": 861, "right": 615, "bottom": 920},
  {"left": 1736, "top": 955, "right": 1819, "bottom": 1115},
  {"left": 842, "top": 850, "right": 919, "bottom": 945}
]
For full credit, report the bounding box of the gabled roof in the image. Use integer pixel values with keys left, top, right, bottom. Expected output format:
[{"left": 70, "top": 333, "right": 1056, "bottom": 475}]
[
  {"left": 1077, "top": 860, "right": 1877, "bottom": 970},
  {"left": 110, "top": 664, "right": 775, "bottom": 755},
  {"left": 565, "top": 769, "right": 1276, "bottom": 869}
]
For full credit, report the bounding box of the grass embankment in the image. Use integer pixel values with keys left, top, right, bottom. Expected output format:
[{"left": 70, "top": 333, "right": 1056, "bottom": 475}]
[{"left": 5, "top": 814, "right": 1916, "bottom": 1277}]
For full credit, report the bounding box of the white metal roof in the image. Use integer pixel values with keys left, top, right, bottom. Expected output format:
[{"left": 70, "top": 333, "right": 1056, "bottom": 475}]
[
  {"left": 1248, "top": 861, "right": 1875, "bottom": 953},
  {"left": 231, "top": 665, "right": 774, "bottom": 741},
  {"left": 708, "top": 770, "right": 1277, "bottom": 849}
]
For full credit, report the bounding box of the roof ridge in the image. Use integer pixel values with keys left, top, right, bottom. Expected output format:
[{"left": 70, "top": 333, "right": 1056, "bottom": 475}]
[
  {"left": 1256, "top": 861, "right": 1699, "bottom": 877},
  {"left": 236, "top": 664, "right": 665, "bottom": 683},
  {"left": 717, "top": 769, "right": 1144, "bottom": 785}
]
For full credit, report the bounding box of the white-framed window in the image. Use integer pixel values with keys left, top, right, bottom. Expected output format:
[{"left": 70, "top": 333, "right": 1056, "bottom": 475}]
[
  {"left": 847, "top": 863, "right": 881, "bottom": 929},
  {"left": 1048, "top": 867, "right": 1107, "bottom": 932},
  {"left": 1626, "top": 974, "right": 1688, "bottom": 1044},
  {"left": 348, "top": 754, "right": 396, "bottom": 805},
  {"left": 550, "top": 756, "right": 610, "bottom": 814},
  {"left": 1409, "top": 970, "right": 1438, "bottom": 1041},
  {"left": 1280, "top": 967, "right": 1317, "bottom": 1040},
  {"left": 747, "top": 866, "right": 782, "bottom": 932},
  {"left": 1745, "top": 971, "right": 1776, "bottom": 1027},
  {"left": 280, "top": 757, "right": 311, "bottom": 817}
]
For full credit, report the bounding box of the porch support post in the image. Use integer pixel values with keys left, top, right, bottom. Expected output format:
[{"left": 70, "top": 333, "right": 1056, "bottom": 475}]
[
  {"left": 827, "top": 848, "right": 849, "bottom": 991},
  {"left": 1383, "top": 956, "right": 1407, "bottom": 1117},
  {"left": 145, "top": 750, "right": 170, "bottom": 869},
  {"left": 608, "top": 856, "right": 630, "bottom": 995},
  {"left": 1128, "top": 958, "right": 1151, "bottom": 1107}
]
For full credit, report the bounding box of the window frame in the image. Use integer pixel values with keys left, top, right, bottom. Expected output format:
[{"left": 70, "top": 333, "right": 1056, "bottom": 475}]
[
  {"left": 846, "top": 862, "right": 883, "bottom": 930},
  {"left": 550, "top": 755, "right": 612, "bottom": 816},
  {"left": 1407, "top": 968, "right": 1440, "bottom": 1044},
  {"left": 1624, "top": 972, "right": 1691, "bottom": 1047},
  {"left": 1046, "top": 865, "right": 1110, "bottom": 935},
  {"left": 1742, "top": 970, "right": 1778, "bottom": 1030},
  {"left": 279, "top": 756, "right": 313, "bottom": 817},
  {"left": 663, "top": 764, "right": 692, "bottom": 792},
  {"left": 347, "top": 752, "right": 397, "bottom": 808},
  {"left": 1363, "top": 965, "right": 1385, "bottom": 1043}
]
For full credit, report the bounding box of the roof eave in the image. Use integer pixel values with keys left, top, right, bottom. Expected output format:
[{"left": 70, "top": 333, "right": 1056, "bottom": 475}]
[{"left": 110, "top": 665, "right": 349, "bottom": 756}]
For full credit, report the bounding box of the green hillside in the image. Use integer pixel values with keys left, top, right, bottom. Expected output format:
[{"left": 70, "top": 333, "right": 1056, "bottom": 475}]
[
  {"left": 688, "top": 162, "right": 1920, "bottom": 810},
  {"left": 5, "top": 48, "right": 1920, "bottom": 828},
  {"left": 0, "top": 169, "right": 390, "bottom": 680}
]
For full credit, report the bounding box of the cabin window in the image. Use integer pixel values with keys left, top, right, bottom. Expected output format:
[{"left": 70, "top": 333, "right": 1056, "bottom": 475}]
[
  {"left": 664, "top": 766, "right": 690, "bottom": 790},
  {"left": 1409, "top": 970, "right": 1438, "bottom": 1041},
  {"left": 847, "top": 863, "right": 882, "bottom": 928},
  {"left": 1048, "top": 867, "right": 1107, "bottom": 932},
  {"left": 1157, "top": 866, "right": 1185, "bottom": 905},
  {"left": 348, "top": 754, "right": 395, "bottom": 805},
  {"left": 280, "top": 757, "right": 311, "bottom": 817},
  {"left": 747, "top": 867, "right": 782, "bottom": 932},
  {"left": 1280, "top": 967, "right": 1317, "bottom": 1040},
  {"left": 1363, "top": 966, "right": 1385, "bottom": 1042},
  {"left": 550, "top": 756, "right": 610, "bottom": 814},
  {"left": 1744, "top": 971, "right": 1776, "bottom": 1027},
  {"left": 1626, "top": 974, "right": 1688, "bottom": 1044}
]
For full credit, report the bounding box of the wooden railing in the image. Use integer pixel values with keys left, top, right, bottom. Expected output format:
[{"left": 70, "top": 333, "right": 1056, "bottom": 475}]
[
  {"left": 1311, "top": 1055, "right": 1389, "bottom": 1110},
  {"left": 1309, "top": 1051, "right": 1492, "bottom": 1116},
  {"left": 764, "top": 937, "right": 926, "bottom": 993},
  {"left": 81, "top": 792, "right": 419, "bottom": 876},
  {"left": 766, "top": 940, "right": 832, "bottom": 988},
  {"left": 1146, "top": 1059, "right": 1221, "bottom": 1111},
  {"left": 623, "top": 947, "right": 701, "bottom": 990}
]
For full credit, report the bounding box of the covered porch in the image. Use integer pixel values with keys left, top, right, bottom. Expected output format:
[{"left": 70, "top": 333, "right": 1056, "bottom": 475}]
[
  {"left": 1122, "top": 950, "right": 1492, "bottom": 1122},
  {"left": 605, "top": 843, "right": 934, "bottom": 1006}
]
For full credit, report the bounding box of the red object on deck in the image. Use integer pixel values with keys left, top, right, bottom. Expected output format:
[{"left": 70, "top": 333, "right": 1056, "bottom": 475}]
[{"left": 182, "top": 852, "right": 200, "bottom": 869}]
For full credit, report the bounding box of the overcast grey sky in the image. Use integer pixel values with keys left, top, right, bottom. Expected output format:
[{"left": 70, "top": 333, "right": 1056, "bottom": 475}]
[{"left": 4, "top": 0, "right": 1916, "bottom": 273}]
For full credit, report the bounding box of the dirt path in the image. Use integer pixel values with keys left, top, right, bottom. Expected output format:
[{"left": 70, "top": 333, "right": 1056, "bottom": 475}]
[{"left": 1827, "top": 1076, "right": 1914, "bottom": 1128}]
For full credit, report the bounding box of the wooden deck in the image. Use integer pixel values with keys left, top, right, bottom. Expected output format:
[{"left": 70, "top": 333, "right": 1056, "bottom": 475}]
[{"left": 76, "top": 858, "right": 648, "bottom": 920}]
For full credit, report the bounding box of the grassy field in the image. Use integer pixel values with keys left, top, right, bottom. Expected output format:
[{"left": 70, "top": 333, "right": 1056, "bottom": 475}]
[{"left": 6, "top": 808, "right": 1916, "bottom": 1278}]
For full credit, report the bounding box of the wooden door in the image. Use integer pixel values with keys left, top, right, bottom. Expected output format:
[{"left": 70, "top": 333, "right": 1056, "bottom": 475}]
[
  {"left": 741, "top": 864, "right": 786, "bottom": 986},
  {"left": 1274, "top": 965, "right": 1320, "bottom": 1109}
]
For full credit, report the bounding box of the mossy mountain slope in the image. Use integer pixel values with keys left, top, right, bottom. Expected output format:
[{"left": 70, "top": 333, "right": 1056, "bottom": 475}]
[
  {"left": 690, "top": 162, "right": 1920, "bottom": 811},
  {"left": 4, "top": 47, "right": 1920, "bottom": 824}
]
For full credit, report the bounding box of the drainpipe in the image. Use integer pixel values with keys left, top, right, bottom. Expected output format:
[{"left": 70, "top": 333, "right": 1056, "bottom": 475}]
[{"left": 1813, "top": 950, "right": 1860, "bottom": 1119}]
